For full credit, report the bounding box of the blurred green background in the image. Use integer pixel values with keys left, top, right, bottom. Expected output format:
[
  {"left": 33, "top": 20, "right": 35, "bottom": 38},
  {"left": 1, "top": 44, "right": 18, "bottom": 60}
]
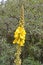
[{"left": 0, "top": 0, "right": 43, "bottom": 65}]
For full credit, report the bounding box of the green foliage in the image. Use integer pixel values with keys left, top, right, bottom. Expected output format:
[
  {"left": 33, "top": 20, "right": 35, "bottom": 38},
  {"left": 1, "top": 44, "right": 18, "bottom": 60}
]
[
  {"left": 22, "top": 56, "right": 42, "bottom": 65},
  {"left": 0, "top": 38, "right": 16, "bottom": 65}
]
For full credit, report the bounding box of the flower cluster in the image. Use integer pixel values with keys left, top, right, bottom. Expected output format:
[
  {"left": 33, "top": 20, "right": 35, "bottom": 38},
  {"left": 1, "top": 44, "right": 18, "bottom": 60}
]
[{"left": 13, "top": 26, "right": 26, "bottom": 46}]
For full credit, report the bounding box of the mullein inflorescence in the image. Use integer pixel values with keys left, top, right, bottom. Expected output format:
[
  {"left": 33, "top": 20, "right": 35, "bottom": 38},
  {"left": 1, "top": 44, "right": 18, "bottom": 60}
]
[
  {"left": 13, "top": 5, "right": 26, "bottom": 46},
  {"left": 13, "top": 5, "right": 26, "bottom": 65}
]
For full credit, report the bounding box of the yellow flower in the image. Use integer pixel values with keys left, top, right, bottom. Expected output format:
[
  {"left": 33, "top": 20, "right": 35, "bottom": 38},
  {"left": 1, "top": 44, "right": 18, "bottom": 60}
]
[
  {"left": 17, "top": 39, "right": 20, "bottom": 44},
  {"left": 20, "top": 34, "right": 25, "bottom": 40},
  {"left": 13, "top": 39, "right": 17, "bottom": 44},
  {"left": 13, "top": 26, "right": 26, "bottom": 46},
  {"left": 19, "top": 40, "right": 25, "bottom": 46},
  {"left": 14, "top": 28, "right": 19, "bottom": 38}
]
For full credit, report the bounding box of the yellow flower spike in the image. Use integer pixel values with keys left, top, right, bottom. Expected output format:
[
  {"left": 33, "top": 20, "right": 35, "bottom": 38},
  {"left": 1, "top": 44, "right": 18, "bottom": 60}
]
[
  {"left": 13, "top": 26, "right": 26, "bottom": 46},
  {"left": 13, "top": 5, "right": 26, "bottom": 46},
  {"left": 13, "top": 5, "right": 26, "bottom": 65}
]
